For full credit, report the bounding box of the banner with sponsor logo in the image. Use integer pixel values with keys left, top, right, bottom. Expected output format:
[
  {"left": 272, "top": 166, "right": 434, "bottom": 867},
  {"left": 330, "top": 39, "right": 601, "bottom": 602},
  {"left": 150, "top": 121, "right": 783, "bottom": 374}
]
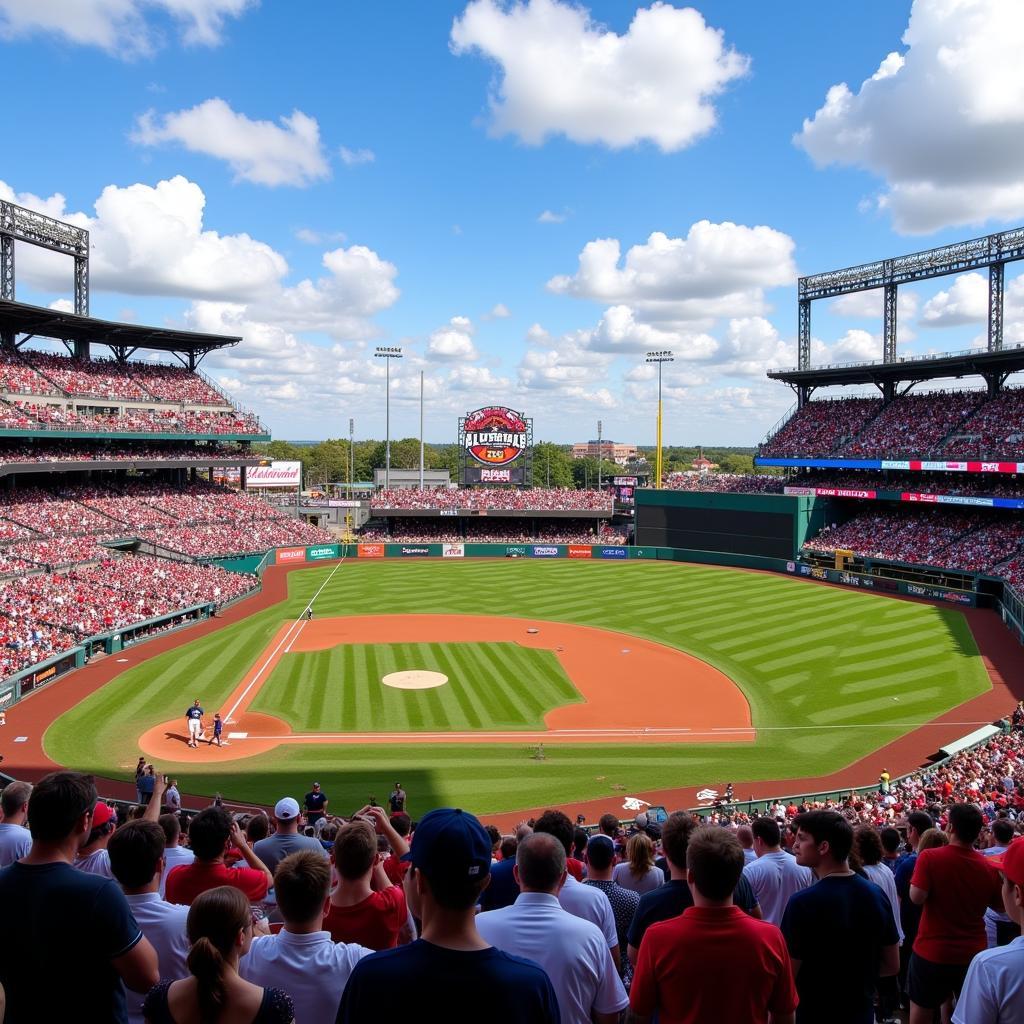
[
  {"left": 357, "top": 543, "right": 385, "bottom": 558},
  {"left": 761, "top": 457, "right": 1024, "bottom": 475},
  {"left": 567, "top": 545, "right": 593, "bottom": 559},
  {"left": 505, "top": 545, "right": 528, "bottom": 557},
  {"left": 442, "top": 543, "right": 465, "bottom": 558},
  {"left": 531, "top": 545, "right": 561, "bottom": 558},
  {"left": 246, "top": 461, "right": 302, "bottom": 488},
  {"left": 599, "top": 546, "right": 628, "bottom": 559},
  {"left": 480, "top": 468, "right": 512, "bottom": 482},
  {"left": 306, "top": 545, "right": 339, "bottom": 561},
  {"left": 400, "top": 546, "right": 431, "bottom": 557},
  {"left": 276, "top": 547, "right": 306, "bottom": 563}
]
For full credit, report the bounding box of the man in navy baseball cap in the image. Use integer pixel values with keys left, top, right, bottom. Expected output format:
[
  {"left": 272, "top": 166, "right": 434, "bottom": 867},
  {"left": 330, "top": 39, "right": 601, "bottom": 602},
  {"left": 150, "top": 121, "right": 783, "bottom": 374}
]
[
  {"left": 400, "top": 807, "right": 492, "bottom": 892},
  {"left": 337, "top": 808, "right": 559, "bottom": 1024}
]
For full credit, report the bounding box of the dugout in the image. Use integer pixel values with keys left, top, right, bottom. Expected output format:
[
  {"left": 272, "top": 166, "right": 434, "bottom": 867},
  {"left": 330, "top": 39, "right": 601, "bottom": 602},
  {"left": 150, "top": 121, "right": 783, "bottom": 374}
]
[{"left": 634, "top": 490, "right": 843, "bottom": 565}]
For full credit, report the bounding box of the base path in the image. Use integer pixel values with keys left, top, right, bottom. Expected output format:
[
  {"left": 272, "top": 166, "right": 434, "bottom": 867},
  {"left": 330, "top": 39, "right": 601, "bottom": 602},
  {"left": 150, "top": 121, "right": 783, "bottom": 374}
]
[{"left": 139, "top": 614, "right": 755, "bottom": 762}]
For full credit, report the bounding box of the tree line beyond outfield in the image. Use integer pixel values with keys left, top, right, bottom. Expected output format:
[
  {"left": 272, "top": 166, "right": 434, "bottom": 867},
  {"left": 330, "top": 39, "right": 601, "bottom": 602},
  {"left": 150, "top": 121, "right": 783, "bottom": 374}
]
[{"left": 254, "top": 439, "right": 762, "bottom": 489}]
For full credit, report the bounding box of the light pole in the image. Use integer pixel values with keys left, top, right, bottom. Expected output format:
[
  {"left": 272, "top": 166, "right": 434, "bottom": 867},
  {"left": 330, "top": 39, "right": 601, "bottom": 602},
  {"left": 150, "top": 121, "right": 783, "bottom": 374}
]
[
  {"left": 374, "top": 346, "right": 402, "bottom": 489},
  {"left": 597, "top": 419, "right": 603, "bottom": 491},
  {"left": 645, "top": 350, "right": 674, "bottom": 490},
  {"left": 419, "top": 370, "right": 424, "bottom": 491},
  {"left": 349, "top": 417, "right": 354, "bottom": 491}
]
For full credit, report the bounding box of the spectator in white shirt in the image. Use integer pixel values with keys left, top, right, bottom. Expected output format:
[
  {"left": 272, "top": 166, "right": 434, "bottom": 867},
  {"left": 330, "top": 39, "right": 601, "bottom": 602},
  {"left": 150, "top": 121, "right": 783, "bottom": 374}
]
[
  {"left": 742, "top": 817, "right": 813, "bottom": 926},
  {"left": 953, "top": 839, "right": 1024, "bottom": 1024},
  {"left": 107, "top": 820, "right": 190, "bottom": 1024},
  {"left": 476, "top": 832, "right": 629, "bottom": 1024},
  {"left": 158, "top": 813, "right": 194, "bottom": 898},
  {"left": 0, "top": 781, "right": 32, "bottom": 867},
  {"left": 241, "top": 850, "right": 371, "bottom": 1021},
  {"left": 855, "top": 826, "right": 905, "bottom": 945},
  {"left": 533, "top": 809, "right": 621, "bottom": 969}
]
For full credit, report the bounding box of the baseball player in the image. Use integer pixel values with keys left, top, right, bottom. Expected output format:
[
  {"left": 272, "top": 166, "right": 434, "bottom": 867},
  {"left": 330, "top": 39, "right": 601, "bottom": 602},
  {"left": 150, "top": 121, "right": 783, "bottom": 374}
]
[{"left": 185, "top": 699, "right": 204, "bottom": 748}]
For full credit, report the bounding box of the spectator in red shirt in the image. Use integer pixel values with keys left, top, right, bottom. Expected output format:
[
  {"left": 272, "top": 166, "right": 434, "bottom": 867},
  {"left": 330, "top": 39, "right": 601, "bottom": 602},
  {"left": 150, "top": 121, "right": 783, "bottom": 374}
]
[
  {"left": 630, "top": 826, "right": 797, "bottom": 1024},
  {"left": 907, "top": 803, "right": 1004, "bottom": 1023},
  {"left": 165, "top": 806, "right": 273, "bottom": 907},
  {"left": 381, "top": 813, "right": 412, "bottom": 885},
  {"left": 324, "top": 806, "right": 410, "bottom": 950}
]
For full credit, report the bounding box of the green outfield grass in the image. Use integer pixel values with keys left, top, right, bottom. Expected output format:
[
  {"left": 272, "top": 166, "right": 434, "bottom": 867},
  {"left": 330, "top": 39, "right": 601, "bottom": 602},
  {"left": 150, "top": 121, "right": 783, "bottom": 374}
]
[
  {"left": 250, "top": 642, "right": 580, "bottom": 732},
  {"left": 43, "top": 560, "right": 991, "bottom": 814}
]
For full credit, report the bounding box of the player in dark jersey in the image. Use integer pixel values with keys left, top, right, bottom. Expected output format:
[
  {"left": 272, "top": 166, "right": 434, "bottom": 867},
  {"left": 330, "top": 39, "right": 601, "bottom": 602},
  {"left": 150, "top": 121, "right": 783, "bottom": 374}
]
[{"left": 185, "top": 699, "right": 204, "bottom": 748}]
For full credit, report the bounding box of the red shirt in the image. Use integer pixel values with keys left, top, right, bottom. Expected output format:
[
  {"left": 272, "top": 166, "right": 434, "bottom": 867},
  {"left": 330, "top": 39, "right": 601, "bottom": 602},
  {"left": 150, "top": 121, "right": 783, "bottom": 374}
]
[
  {"left": 323, "top": 885, "right": 407, "bottom": 950},
  {"left": 165, "top": 860, "right": 269, "bottom": 906},
  {"left": 631, "top": 905, "right": 797, "bottom": 1024},
  {"left": 911, "top": 844, "right": 1003, "bottom": 964},
  {"left": 382, "top": 853, "right": 410, "bottom": 886},
  {"left": 566, "top": 857, "right": 585, "bottom": 883}
]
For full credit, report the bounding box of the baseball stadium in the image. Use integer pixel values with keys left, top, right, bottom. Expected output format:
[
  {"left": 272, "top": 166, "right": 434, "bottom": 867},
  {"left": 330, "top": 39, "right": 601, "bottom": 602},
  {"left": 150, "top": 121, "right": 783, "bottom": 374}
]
[{"left": 0, "top": 202, "right": 1018, "bottom": 835}]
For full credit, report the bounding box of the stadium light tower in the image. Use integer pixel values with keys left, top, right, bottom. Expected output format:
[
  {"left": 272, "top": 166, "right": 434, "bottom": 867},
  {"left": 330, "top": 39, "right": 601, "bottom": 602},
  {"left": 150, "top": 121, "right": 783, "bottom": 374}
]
[
  {"left": 597, "top": 419, "right": 603, "bottom": 491},
  {"left": 374, "top": 346, "right": 402, "bottom": 489},
  {"left": 645, "top": 350, "right": 673, "bottom": 490}
]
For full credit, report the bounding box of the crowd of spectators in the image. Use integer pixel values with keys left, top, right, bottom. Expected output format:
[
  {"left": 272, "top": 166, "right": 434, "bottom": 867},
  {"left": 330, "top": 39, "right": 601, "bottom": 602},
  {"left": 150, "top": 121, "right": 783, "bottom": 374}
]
[
  {"left": 759, "top": 387, "right": 1024, "bottom": 462},
  {"left": 0, "top": 442, "right": 250, "bottom": 466},
  {"left": 793, "top": 471, "right": 1024, "bottom": 499},
  {"left": 0, "top": 350, "right": 232, "bottom": 406},
  {"left": 760, "top": 397, "right": 881, "bottom": 458},
  {"left": 665, "top": 472, "right": 786, "bottom": 493},
  {"left": 370, "top": 487, "right": 614, "bottom": 512},
  {"left": 4, "top": 716, "right": 1024, "bottom": 1024},
  {"left": 7, "top": 402, "right": 263, "bottom": 436},
  {"left": 944, "top": 388, "right": 1024, "bottom": 460}
]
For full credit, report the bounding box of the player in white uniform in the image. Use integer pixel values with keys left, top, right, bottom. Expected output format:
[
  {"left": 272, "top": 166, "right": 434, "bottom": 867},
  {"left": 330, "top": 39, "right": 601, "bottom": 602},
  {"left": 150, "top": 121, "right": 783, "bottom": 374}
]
[{"left": 185, "top": 699, "right": 204, "bottom": 748}]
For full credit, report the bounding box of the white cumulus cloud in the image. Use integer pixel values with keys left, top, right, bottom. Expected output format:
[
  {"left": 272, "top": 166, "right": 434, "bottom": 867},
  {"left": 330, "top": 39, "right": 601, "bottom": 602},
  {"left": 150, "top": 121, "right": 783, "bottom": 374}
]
[
  {"left": 427, "top": 316, "right": 479, "bottom": 361},
  {"left": 450, "top": 0, "right": 748, "bottom": 151},
  {"left": 919, "top": 271, "right": 989, "bottom": 326},
  {"left": 133, "top": 99, "right": 330, "bottom": 187},
  {"left": 796, "top": 0, "right": 1024, "bottom": 233},
  {"left": 0, "top": 0, "right": 254, "bottom": 58},
  {"left": 339, "top": 146, "right": 376, "bottom": 166}
]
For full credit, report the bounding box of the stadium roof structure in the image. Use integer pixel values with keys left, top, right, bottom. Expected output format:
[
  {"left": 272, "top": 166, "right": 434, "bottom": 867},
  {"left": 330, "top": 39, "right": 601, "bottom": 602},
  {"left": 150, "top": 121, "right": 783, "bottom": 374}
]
[
  {"left": 0, "top": 299, "right": 241, "bottom": 367},
  {"left": 768, "top": 344, "right": 1024, "bottom": 391}
]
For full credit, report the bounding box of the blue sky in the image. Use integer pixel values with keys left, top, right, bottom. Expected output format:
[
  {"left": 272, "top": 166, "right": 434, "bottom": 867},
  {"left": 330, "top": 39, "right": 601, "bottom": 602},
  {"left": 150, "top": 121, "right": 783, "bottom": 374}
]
[{"left": 1, "top": 0, "right": 1022, "bottom": 444}]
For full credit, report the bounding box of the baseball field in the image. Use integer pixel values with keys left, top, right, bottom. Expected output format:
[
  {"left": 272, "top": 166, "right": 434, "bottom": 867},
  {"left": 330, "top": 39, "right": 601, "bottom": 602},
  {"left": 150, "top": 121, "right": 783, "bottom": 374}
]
[{"left": 43, "top": 558, "right": 991, "bottom": 816}]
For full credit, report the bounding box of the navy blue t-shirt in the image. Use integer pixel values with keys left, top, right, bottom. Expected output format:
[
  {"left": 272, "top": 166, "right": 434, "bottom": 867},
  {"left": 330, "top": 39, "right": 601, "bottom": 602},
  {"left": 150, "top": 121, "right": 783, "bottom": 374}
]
[
  {"left": 626, "top": 876, "right": 758, "bottom": 949},
  {"left": 185, "top": 706, "right": 203, "bottom": 720},
  {"left": 304, "top": 791, "right": 327, "bottom": 816},
  {"left": 479, "top": 857, "right": 519, "bottom": 912},
  {"left": 336, "top": 939, "right": 560, "bottom": 1024},
  {"left": 893, "top": 852, "right": 921, "bottom": 943},
  {"left": 0, "top": 861, "right": 143, "bottom": 1024},
  {"left": 781, "top": 873, "right": 899, "bottom": 1024}
]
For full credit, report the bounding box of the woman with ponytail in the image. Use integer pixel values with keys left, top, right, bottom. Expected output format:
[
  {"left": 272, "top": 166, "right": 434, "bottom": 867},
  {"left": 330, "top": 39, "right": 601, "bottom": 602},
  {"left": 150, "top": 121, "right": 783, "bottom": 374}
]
[{"left": 143, "top": 886, "right": 293, "bottom": 1023}]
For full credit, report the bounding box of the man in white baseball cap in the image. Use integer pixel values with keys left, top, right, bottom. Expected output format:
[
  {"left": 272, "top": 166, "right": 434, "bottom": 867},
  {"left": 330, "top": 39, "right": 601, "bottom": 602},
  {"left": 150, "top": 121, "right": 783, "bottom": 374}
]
[{"left": 254, "top": 797, "right": 329, "bottom": 876}]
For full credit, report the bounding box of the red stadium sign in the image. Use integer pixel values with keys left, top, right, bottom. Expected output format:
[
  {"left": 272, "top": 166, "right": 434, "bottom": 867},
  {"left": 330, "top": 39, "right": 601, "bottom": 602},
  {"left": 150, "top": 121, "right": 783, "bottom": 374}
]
[
  {"left": 568, "top": 545, "right": 593, "bottom": 559},
  {"left": 463, "top": 406, "right": 528, "bottom": 467},
  {"left": 277, "top": 547, "right": 306, "bottom": 563},
  {"left": 357, "top": 543, "right": 385, "bottom": 558}
]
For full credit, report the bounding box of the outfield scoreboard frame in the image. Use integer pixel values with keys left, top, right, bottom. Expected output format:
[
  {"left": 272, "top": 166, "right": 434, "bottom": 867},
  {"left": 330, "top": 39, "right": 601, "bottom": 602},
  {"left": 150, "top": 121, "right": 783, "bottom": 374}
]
[{"left": 458, "top": 405, "right": 533, "bottom": 487}]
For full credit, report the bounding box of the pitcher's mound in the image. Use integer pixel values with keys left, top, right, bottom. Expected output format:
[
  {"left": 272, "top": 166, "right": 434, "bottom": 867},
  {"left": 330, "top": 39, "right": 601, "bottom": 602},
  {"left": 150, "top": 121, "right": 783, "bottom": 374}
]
[{"left": 382, "top": 670, "right": 449, "bottom": 690}]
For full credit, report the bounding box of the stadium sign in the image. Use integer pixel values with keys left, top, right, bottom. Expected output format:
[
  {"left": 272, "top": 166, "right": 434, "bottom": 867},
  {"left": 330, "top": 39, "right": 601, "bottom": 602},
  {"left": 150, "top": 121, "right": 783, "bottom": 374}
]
[
  {"left": 400, "top": 546, "right": 431, "bottom": 557},
  {"left": 246, "top": 461, "right": 302, "bottom": 488},
  {"left": 567, "top": 545, "right": 592, "bottom": 559},
  {"left": 307, "top": 545, "right": 338, "bottom": 561},
  {"left": 599, "top": 547, "right": 628, "bottom": 559},
  {"left": 481, "top": 468, "right": 512, "bottom": 482},
  {"left": 277, "top": 547, "right": 306, "bottom": 563},
  {"left": 357, "top": 543, "right": 384, "bottom": 558},
  {"left": 442, "top": 543, "right": 465, "bottom": 558},
  {"left": 463, "top": 406, "right": 528, "bottom": 467},
  {"left": 505, "top": 545, "right": 528, "bottom": 556},
  {"left": 532, "top": 545, "right": 560, "bottom": 558}
]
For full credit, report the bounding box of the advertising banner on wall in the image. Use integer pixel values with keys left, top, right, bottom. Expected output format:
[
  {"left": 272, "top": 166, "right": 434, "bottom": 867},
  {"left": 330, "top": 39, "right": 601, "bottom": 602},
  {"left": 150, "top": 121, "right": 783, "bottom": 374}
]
[
  {"left": 567, "top": 545, "right": 593, "bottom": 559},
  {"left": 357, "top": 543, "right": 385, "bottom": 558},
  {"left": 246, "top": 461, "right": 302, "bottom": 488},
  {"left": 400, "top": 546, "right": 431, "bottom": 557},
  {"left": 442, "top": 543, "right": 465, "bottom": 558},
  {"left": 306, "top": 545, "right": 339, "bottom": 561},
  {"left": 276, "top": 547, "right": 306, "bottom": 563},
  {"left": 599, "top": 547, "right": 628, "bottom": 559},
  {"left": 531, "top": 545, "right": 560, "bottom": 558}
]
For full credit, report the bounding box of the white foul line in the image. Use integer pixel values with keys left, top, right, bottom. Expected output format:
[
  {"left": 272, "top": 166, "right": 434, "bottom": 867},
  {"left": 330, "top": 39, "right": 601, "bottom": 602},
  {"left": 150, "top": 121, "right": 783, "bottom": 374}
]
[{"left": 224, "top": 552, "right": 348, "bottom": 723}]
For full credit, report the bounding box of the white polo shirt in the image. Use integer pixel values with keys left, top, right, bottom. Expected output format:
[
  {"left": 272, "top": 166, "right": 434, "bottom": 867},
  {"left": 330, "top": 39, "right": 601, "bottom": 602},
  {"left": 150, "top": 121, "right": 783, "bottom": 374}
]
[
  {"left": 743, "top": 851, "right": 814, "bottom": 926},
  {"left": 863, "top": 862, "right": 904, "bottom": 944},
  {"left": 0, "top": 822, "right": 31, "bottom": 867},
  {"left": 123, "top": 892, "right": 191, "bottom": 1024},
  {"left": 952, "top": 936, "right": 1024, "bottom": 1024},
  {"left": 477, "top": 892, "right": 628, "bottom": 1024},
  {"left": 558, "top": 873, "right": 619, "bottom": 949},
  {"left": 159, "top": 845, "right": 195, "bottom": 897},
  {"left": 74, "top": 847, "right": 112, "bottom": 878},
  {"left": 240, "top": 929, "right": 372, "bottom": 1023}
]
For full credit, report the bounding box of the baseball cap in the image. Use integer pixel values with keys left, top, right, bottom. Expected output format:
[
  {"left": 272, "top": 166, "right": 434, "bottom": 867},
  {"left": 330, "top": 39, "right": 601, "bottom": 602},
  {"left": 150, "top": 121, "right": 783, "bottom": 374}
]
[
  {"left": 274, "top": 797, "right": 300, "bottom": 821},
  {"left": 92, "top": 801, "right": 115, "bottom": 828},
  {"left": 400, "top": 807, "right": 491, "bottom": 883},
  {"left": 990, "top": 838, "right": 1024, "bottom": 886}
]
